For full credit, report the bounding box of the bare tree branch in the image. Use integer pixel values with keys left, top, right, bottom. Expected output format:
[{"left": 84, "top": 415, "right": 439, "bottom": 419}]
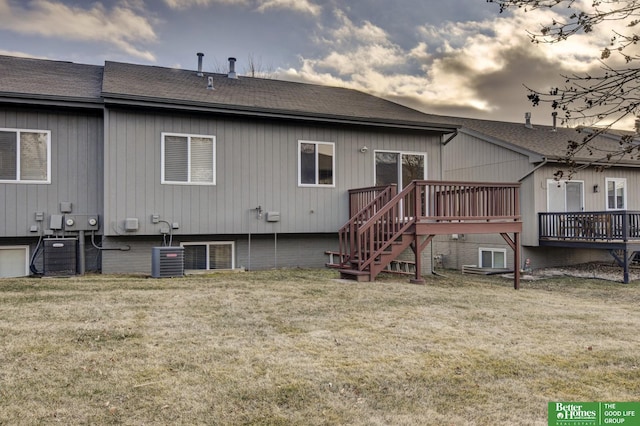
[{"left": 487, "top": 0, "right": 640, "bottom": 176}]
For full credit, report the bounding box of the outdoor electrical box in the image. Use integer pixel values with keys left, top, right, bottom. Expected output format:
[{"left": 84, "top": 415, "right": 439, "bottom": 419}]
[
  {"left": 63, "top": 214, "right": 99, "bottom": 232},
  {"left": 50, "top": 214, "right": 63, "bottom": 230},
  {"left": 43, "top": 238, "right": 77, "bottom": 276},
  {"left": 151, "top": 247, "right": 184, "bottom": 278},
  {"left": 60, "top": 202, "right": 73, "bottom": 213},
  {"left": 124, "top": 218, "right": 139, "bottom": 231},
  {"left": 266, "top": 211, "right": 280, "bottom": 222}
]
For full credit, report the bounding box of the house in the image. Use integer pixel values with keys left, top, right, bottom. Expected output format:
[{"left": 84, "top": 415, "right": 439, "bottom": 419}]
[
  {"left": 438, "top": 113, "right": 640, "bottom": 282},
  {"left": 2, "top": 54, "right": 517, "bottom": 280},
  {"left": 0, "top": 56, "right": 104, "bottom": 278}
]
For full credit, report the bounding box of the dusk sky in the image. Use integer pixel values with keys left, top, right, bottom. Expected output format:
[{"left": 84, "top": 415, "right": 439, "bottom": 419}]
[{"left": 0, "top": 0, "right": 627, "bottom": 128}]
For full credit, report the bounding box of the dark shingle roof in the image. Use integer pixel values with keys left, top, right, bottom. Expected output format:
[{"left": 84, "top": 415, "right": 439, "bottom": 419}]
[
  {"left": 0, "top": 55, "right": 457, "bottom": 131},
  {"left": 0, "top": 55, "right": 103, "bottom": 102},
  {"left": 438, "top": 115, "right": 640, "bottom": 165},
  {"left": 101, "top": 61, "right": 457, "bottom": 130}
]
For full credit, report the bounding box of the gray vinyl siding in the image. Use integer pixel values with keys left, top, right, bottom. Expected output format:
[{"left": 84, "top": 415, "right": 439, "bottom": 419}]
[
  {"left": 532, "top": 165, "right": 640, "bottom": 213},
  {"left": 104, "top": 109, "right": 444, "bottom": 237},
  {"left": 0, "top": 108, "right": 103, "bottom": 237},
  {"left": 520, "top": 176, "right": 537, "bottom": 245},
  {"left": 443, "top": 132, "right": 533, "bottom": 182}
]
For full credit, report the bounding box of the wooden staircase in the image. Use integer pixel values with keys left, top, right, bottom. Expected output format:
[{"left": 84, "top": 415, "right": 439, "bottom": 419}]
[{"left": 335, "top": 182, "right": 421, "bottom": 282}]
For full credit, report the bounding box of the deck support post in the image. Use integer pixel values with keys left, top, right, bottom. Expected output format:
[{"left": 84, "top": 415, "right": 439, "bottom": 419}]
[
  {"left": 409, "top": 235, "right": 435, "bottom": 284},
  {"left": 514, "top": 232, "right": 521, "bottom": 290},
  {"left": 500, "top": 232, "right": 521, "bottom": 290},
  {"left": 609, "top": 249, "right": 632, "bottom": 284},
  {"left": 624, "top": 249, "right": 630, "bottom": 284},
  {"left": 410, "top": 233, "right": 425, "bottom": 284}
]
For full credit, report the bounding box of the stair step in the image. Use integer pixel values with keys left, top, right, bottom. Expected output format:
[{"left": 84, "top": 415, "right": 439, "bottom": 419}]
[{"left": 338, "top": 269, "right": 371, "bottom": 282}]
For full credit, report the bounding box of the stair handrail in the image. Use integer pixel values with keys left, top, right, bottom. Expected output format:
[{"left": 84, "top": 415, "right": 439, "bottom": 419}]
[
  {"left": 337, "top": 184, "right": 397, "bottom": 265},
  {"left": 355, "top": 181, "right": 420, "bottom": 271}
]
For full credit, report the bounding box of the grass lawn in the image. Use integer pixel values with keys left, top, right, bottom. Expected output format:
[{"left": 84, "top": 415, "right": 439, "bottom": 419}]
[{"left": 1, "top": 269, "right": 639, "bottom": 425}]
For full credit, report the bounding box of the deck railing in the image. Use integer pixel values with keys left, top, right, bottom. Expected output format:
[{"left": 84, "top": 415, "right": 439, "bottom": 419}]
[
  {"left": 421, "top": 181, "right": 520, "bottom": 221},
  {"left": 348, "top": 185, "right": 397, "bottom": 218},
  {"left": 339, "top": 185, "right": 398, "bottom": 264},
  {"left": 539, "top": 211, "right": 640, "bottom": 242},
  {"left": 340, "top": 181, "right": 521, "bottom": 273},
  {"left": 348, "top": 181, "right": 521, "bottom": 222}
]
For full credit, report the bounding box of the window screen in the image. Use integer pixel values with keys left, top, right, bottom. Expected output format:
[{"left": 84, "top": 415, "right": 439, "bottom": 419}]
[
  {"left": 162, "top": 133, "right": 215, "bottom": 184},
  {"left": 0, "top": 129, "right": 50, "bottom": 183}
]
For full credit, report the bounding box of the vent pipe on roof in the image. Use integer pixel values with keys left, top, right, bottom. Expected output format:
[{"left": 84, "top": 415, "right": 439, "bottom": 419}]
[
  {"left": 197, "top": 52, "right": 204, "bottom": 77},
  {"left": 207, "top": 76, "right": 214, "bottom": 90},
  {"left": 551, "top": 112, "right": 558, "bottom": 132},
  {"left": 524, "top": 112, "right": 533, "bottom": 129},
  {"left": 228, "top": 57, "right": 238, "bottom": 79}
]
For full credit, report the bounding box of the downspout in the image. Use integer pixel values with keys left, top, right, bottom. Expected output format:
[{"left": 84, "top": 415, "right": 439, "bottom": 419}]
[
  {"left": 433, "top": 130, "right": 459, "bottom": 275},
  {"left": 439, "top": 129, "right": 458, "bottom": 180},
  {"left": 442, "top": 130, "right": 459, "bottom": 145},
  {"left": 440, "top": 130, "right": 459, "bottom": 181},
  {"left": 519, "top": 158, "right": 549, "bottom": 182}
]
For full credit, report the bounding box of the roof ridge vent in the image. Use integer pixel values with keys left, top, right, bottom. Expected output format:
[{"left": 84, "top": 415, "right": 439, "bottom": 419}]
[{"left": 228, "top": 57, "right": 238, "bottom": 79}]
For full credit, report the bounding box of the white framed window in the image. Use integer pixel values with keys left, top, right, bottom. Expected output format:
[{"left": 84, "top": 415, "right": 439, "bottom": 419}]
[
  {"left": 546, "top": 179, "right": 584, "bottom": 212},
  {"left": 479, "top": 247, "right": 506, "bottom": 269},
  {"left": 0, "top": 128, "right": 51, "bottom": 183},
  {"left": 374, "top": 150, "right": 426, "bottom": 189},
  {"left": 0, "top": 245, "right": 30, "bottom": 277},
  {"left": 181, "top": 241, "right": 234, "bottom": 271},
  {"left": 298, "top": 140, "right": 335, "bottom": 187},
  {"left": 161, "top": 132, "right": 215, "bottom": 185},
  {"left": 605, "top": 178, "right": 626, "bottom": 210}
]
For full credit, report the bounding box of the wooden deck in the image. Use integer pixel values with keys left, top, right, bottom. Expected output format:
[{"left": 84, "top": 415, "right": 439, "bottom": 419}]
[
  {"left": 335, "top": 181, "right": 523, "bottom": 288},
  {"left": 539, "top": 211, "right": 640, "bottom": 243},
  {"left": 539, "top": 211, "right": 640, "bottom": 283}
]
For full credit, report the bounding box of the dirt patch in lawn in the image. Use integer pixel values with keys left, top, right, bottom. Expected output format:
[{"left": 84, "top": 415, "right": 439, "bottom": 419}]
[{"left": 530, "top": 262, "right": 640, "bottom": 283}]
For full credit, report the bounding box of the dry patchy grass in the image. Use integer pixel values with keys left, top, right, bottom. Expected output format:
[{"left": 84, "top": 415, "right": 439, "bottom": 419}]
[{"left": 0, "top": 269, "right": 639, "bottom": 425}]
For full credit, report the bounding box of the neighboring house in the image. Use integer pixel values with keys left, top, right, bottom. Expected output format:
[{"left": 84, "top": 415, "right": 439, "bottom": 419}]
[
  {"left": 5, "top": 54, "right": 497, "bottom": 278},
  {"left": 438, "top": 113, "right": 640, "bottom": 282},
  {"left": 0, "top": 56, "right": 104, "bottom": 278}
]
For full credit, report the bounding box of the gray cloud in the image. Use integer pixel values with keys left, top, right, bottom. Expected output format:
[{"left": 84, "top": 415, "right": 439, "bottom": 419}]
[{"left": 0, "top": 0, "right": 158, "bottom": 61}]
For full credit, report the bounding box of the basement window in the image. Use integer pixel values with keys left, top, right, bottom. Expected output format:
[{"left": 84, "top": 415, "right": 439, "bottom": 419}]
[
  {"left": 181, "top": 242, "right": 234, "bottom": 271},
  {"left": 162, "top": 133, "right": 215, "bottom": 185},
  {"left": 479, "top": 248, "right": 506, "bottom": 269},
  {"left": 298, "top": 140, "right": 335, "bottom": 187},
  {"left": 0, "top": 129, "right": 50, "bottom": 183},
  {"left": 0, "top": 245, "right": 30, "bottom": 278}
]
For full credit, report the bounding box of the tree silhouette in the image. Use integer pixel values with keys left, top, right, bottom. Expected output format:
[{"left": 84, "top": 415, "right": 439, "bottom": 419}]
[{"left": 488, "top": 0, "right": 640, "bottom": 173}]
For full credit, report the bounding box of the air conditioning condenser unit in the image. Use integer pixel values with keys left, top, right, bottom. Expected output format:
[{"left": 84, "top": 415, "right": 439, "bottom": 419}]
[
  {"left": 151, "top": 246, "right": 184, "bottom": 278},
  {"left": 44, "top": 238, "right": 77, "bottom": 276}
]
